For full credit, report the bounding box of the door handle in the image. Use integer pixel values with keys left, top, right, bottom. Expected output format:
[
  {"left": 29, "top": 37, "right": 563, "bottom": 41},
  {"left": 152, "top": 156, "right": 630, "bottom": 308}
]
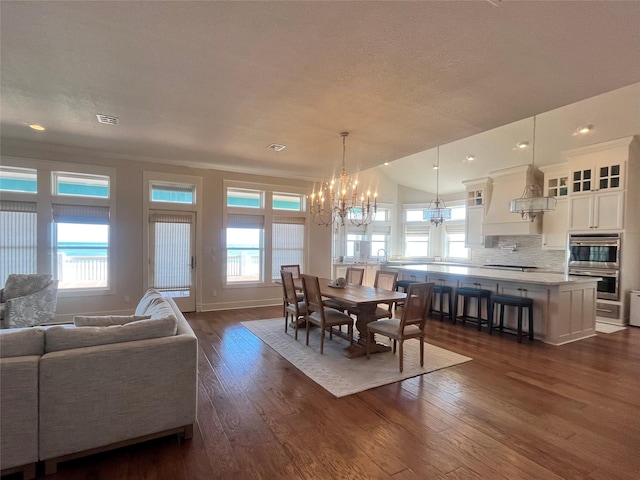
[{"left": 191, "top": 256, "right": 195, "bottom": 269}]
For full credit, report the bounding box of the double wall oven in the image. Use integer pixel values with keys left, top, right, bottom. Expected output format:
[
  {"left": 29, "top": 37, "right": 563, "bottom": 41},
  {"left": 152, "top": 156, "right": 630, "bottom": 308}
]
[{"left": 568, "top": 234, "right": 621, "bottom": 317}]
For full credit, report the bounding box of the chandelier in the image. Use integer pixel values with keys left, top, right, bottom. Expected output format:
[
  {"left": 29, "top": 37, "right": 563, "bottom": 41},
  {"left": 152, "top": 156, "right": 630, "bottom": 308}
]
[
  {"left": 423, "top": 146, "right": 451, "bottom": 227},
  {"left": 309, "top": 132, "right": 377, "bottom": 227},
  {"left": 509, "top": 116, "right": 557, "bottom": 221}
]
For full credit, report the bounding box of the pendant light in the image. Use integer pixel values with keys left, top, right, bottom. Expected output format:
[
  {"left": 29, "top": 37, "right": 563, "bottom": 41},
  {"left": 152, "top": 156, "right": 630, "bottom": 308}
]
[
  {"left": 423, "top": 146, "right": 451, "bottom": 226},
  {"left": 509, "top": 116, "right": 556, "bottom": 221}
]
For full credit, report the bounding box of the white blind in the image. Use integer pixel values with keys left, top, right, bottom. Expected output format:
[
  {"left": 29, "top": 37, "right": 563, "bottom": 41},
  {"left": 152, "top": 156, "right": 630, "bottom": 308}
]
[
  {"left": 227, "top": 214, "right": 264, "bottom": 228},
  {"left": 445, "top": 224, "right": 465, "bottom": 235},
  {"left": 405, "top": 224, "right": 430, "bottom": 235},
  {"left": 52, "top": 204, "right": 110, "bottom": 224},
  {"left": 272, "top": 217, "right": 305, "bottom": 280},
  {"left": 0, "top": 201, "right": 37, "bottom": 285},
  {"left": 150, "top": 213, "right": 192, "bottom": 291}
]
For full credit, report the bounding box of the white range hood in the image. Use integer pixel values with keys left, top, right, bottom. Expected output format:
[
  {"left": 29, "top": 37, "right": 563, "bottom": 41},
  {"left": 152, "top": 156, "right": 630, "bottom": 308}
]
[{"left": 482, "top": 164, "right": 542, "bottom": 236}]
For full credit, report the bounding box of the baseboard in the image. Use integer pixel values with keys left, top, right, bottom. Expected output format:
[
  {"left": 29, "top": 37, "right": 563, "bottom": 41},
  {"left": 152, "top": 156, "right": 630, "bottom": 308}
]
[{"left": 200, "top": 299, "right": 281, "bottom": 312}]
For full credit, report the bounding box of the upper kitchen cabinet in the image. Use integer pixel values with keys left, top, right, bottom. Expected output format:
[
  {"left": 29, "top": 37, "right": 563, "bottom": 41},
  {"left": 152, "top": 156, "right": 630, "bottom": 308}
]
[
  {"left": 461, "top": 177, "right": 491, "bottom": 248},
  {"left": 539, "top": 164, "right": 569, "bottom": 250},
  {"left": 565, "top": 137, "right": 639, "bottom": 233}
]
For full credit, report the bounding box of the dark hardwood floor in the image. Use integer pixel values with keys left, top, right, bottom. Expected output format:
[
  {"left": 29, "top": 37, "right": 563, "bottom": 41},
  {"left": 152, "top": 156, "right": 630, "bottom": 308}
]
[{"left": 36, "top": 307, "right": 640, "bottom": 480}]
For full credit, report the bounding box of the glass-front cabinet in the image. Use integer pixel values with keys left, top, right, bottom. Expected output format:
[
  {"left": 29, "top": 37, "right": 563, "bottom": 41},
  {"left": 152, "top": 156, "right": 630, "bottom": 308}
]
[{"left": 570, "top": 160, "right": 624, "bottom": 195}]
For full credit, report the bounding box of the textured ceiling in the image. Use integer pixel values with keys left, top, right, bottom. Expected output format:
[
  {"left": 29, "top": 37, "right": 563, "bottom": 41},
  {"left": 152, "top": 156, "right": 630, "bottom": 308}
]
[{"left": 1, "top": 1, "right": 639, "bottom": 193}]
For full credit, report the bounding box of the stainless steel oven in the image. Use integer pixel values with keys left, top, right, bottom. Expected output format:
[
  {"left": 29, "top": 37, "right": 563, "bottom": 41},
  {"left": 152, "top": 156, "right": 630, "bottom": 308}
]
[
  {"left": 567, "top": 267, "right": 620, "bottom": 301},
  {"left": 568, "top": 233, "right": 620, "bottom": 269}
]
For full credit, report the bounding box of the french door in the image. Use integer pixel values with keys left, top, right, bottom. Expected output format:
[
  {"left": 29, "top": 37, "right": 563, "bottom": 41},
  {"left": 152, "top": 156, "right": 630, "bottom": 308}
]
[{"left": 148, "top": 210, "right": 196, "bottom": 312}]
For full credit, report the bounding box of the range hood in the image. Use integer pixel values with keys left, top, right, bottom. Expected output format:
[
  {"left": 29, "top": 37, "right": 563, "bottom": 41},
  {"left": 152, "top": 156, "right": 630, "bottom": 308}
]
[{"left": 482, "top": 164, "right": 542, "bottom": 236}]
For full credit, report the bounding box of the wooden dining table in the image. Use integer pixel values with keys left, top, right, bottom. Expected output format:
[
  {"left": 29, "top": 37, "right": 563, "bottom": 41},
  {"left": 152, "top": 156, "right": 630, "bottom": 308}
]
[{"left": 291, "top": 277, "right": 406, "bottom": 358}]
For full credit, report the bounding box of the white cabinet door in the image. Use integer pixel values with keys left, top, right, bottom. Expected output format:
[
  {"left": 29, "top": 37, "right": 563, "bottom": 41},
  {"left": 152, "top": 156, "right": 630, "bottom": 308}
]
[
  {"left": 568, "top": 195, "right": 593, "bottom": 230},
  {"left": 542, "top": 199, "right": 568, "bottom": 250},
  {"left": 465, "top": 206, "right": 484, "bottom": 248},
  {"left": 593, "top": 191, "right": 624, "bottom": 230}
]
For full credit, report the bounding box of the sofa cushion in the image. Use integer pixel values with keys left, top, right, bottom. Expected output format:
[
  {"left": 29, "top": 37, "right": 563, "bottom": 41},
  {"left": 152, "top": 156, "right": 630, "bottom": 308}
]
[
  {"left": 45, "top": 317, "right": 178, "bottom": 353},
  {"left": 144, "top": 297, "right": 178, "bottom": 321},
  {"left": 73, "top": 315, "right": 151, "bottom": 327},
  {"left": 134, "top": 288, "right": 164, "bottom": 316},
  {"left": 0, "top": 327, "right": 45, "bottom": 358},
  {"left": 2, "top": 274, "right": 52, "bottom": 301}
]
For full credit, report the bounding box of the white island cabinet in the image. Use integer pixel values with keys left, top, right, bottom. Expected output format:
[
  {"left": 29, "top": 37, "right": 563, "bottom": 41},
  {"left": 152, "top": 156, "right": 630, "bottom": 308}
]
[{"left": 386, "top": 264, "right": 598, "bottom": 345}]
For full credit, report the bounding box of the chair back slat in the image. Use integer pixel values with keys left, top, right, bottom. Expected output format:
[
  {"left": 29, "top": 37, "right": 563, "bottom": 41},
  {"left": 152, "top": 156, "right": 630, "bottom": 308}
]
[
  {"left": 301, "top": 274, "right": 325, "bottom": 318},
  {"left": 345, "top": 267, "right": 365, "bottom": 285},
  {"left": 400, "top": 283, "right": 434, "bottom": 330},
  {"left": 281, "top": 270, "right": 299, "bottom": 304},
  {"left": 280, "top": 264, "right": 301, "bottom": 279},
  {"left": 374, "top": 270, "right": 398, "bottom": 291}
]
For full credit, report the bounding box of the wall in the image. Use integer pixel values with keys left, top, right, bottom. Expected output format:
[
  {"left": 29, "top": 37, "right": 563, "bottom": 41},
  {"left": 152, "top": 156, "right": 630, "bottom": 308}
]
[
  {"left": 470, "top": 235, "right": 566, "bottom": 271},
  {"left": 1, "top": 141, "right": 333, "bottom": 318}
]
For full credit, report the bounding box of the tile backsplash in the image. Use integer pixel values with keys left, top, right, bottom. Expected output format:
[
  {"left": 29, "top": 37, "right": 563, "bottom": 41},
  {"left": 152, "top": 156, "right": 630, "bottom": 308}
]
[{"left": 470, "top": 235, "right": 566, "bottom": 271}]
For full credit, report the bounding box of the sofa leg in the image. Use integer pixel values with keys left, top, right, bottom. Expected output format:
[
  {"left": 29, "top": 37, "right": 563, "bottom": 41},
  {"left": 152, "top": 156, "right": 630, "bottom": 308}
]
[
  {"left": 184, "top": 423, "right": 194, "bottom": 440},
  {"left": 24, "top": 463, "right": 37, "bottom": 480},
  {"left": 45, "top": 459, "right": 58, "bottom": 476}
]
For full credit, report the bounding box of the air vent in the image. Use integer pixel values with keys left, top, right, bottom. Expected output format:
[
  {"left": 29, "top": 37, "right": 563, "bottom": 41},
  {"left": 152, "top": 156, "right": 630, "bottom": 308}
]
[
  {"left": 96, "top": 114, "right": 119, "bottom": 125},
  {"left": 267, "top": 143, "right": 286, "bottom": 152}
]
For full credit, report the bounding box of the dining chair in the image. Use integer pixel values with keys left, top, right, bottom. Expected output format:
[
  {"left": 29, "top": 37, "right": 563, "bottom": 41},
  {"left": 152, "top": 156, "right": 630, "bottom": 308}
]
[
  {"left": 323, "top": 266, "right": 366, "bottom": 312},
  {"left": 280, "top": 265, "right": 302, "bottom": 315},
  {"left": 366, "top": 282, "right": 434, "bottom": 372},
  {"left": 281, "top": 270, "right": 308, "bottom": 340},
  {"left": 301, "top": 274, "right": 353, "bottom": 354},
  {"left": 347, "top": 270, "right": 398, "bottom": 320}
]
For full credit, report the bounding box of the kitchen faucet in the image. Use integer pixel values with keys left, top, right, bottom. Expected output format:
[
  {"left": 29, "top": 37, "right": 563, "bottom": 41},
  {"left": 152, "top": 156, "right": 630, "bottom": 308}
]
[{"left": 376, "top": 248, "right": 388, "bottom": 264}]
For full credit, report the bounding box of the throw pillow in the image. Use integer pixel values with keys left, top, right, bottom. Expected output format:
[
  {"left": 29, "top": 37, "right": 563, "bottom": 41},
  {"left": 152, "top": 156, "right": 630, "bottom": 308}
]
[
  {"left": 3, "top": 274, "right": 52, "bottom": 301},
  {"left": 73, "top": 315, "right": 151, "bottom": 327},
  {"left": 0, "top": 327, "right": 45, "bottom": 358},
  {"left": 45, "top": 316, "right": 178, "bottom": 353}
]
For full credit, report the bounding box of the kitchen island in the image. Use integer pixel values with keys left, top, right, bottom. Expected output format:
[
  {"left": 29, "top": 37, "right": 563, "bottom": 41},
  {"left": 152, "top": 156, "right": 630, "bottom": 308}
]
[{"left": 386, "top": 264, "right": 599, "bottom": 345}]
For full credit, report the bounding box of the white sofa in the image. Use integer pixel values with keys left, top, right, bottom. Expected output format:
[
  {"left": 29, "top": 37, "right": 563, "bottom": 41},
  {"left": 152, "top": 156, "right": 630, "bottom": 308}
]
[{"left": 0, "top": 289, "right": 198, "bottom": 478}]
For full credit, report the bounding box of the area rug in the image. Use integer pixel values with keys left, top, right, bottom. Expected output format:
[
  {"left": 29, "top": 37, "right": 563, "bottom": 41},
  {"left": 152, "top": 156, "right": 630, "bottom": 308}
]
[
  {"left": 241, "top": 318, "right": 471, "bottom": 398},
  {"left": 595, "top": 322, "right": 626, "bottom": 334}
]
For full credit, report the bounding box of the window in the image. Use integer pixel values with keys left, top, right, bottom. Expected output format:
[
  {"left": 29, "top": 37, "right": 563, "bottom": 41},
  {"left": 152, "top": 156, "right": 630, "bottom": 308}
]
[
  {"left": 224, "top": 184, "right": 306, "bottom": 286},
  {"left": 0, "top": 201, "right": 37, "bottom": 285},
  {"left": 150, "top": 182, "right": 195, "bottom": 204},
  {"left": 52, "top": 204, "right": 110, "bottom": 290},
  {"left": 272, "top": 216, "right": 305, "bottom": 280},
  {"left": 53, "top": 172, "right": 109, "bottom": 198},
  {"left": 0, "top": 167, "right": 37, "bottom": 194},
  {"left": 403, "top": 207, "right": 429, "bottom": 257},
  {"left": 444, "top": 206, "right": 469, "bottom": 259}
]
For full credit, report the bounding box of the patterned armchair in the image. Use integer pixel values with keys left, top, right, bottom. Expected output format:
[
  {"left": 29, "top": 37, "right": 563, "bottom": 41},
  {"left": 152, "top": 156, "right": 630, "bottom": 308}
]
[{"left": 0, "top": 274, "right": 59, "bottom": 329}]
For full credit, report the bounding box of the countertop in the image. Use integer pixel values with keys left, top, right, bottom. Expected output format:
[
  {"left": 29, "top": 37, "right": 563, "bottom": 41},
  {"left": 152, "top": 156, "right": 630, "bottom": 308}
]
[{"left": 387, "top": 264, "right": 598, "bottom": 286}]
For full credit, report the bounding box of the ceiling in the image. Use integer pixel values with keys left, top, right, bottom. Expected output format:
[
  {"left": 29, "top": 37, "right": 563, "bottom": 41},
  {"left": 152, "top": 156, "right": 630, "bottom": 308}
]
[{"left": 1, "top": 1, "right": 639, "bottom": 194}]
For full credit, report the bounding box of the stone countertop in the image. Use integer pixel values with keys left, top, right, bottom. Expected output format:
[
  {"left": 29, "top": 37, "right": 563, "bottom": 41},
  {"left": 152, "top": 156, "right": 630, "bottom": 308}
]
[{"left": 387, "top": 264, "right": 597, "bottom": 286}]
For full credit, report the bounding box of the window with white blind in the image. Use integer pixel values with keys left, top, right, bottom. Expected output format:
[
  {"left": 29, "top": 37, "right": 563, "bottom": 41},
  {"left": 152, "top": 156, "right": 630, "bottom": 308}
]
[
  {"left": 226, "top": 213, "right": 264, "bottom": 283},
  {"left": 149, "top": 212, "right": 194, "bottom": 295},
  {"left": 404, "top": 224, "right": 430, "bottom": 257},
  {"left": 224, "top": 183, "right": 306, "bottom": 286},
  {"left": 52, "top": 203, "right": 110, "bottom": 290},
  {"left": 444, "top": 223, "right": 469, "bottom": 259},
  {"left": 0, "top": 200, "right": 37, "bottom": 285},
  {"left": 272, "top": 216, "right": 305, "bottom": 280}
]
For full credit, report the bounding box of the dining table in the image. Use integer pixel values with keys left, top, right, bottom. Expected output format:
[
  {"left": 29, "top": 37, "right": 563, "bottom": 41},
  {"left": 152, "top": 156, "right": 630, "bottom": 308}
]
[{"left": 290, "top": 277, "right": 406, "bottom": 358}]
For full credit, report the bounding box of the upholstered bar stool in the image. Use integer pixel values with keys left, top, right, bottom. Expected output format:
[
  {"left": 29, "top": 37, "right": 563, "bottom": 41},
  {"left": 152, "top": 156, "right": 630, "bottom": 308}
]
[
  {"left": 453, "top": 286, "right": 492, "bottom": 331},
  {"left": 489, "top": 294, "right": 534, "bottom": 343},
  {"left": 429, "top": 280, "right": 454, "bottom": 322}
]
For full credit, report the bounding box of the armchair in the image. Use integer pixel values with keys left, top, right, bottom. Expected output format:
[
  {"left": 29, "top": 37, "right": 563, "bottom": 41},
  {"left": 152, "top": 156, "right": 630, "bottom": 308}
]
[{"left": 0, "top": 274, "right": 59, "bottom": 329}]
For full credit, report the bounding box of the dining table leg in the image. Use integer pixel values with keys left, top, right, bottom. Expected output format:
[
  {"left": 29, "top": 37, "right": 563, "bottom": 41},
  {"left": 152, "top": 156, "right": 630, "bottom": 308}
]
[{"left": 342, "top": 303, "right": 391, "bottom": 359}]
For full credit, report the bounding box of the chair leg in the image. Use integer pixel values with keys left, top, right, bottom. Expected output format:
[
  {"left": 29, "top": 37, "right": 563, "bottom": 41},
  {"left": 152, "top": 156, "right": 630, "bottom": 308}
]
[
  {"left": 517, "top": 306, "right": 523, "bottom": 344},
  {"left": 392, "top": 339, "right": 397, "bottom": 353},
  {"left": 420, "top": 337, "right": 424, "bottom": 367},
  {"left": 306, "top": 320, "right": 311, "bottom": 346},
  {"left": 320, "top": 325, "right": 325, "bottom": 353},
  {"left": 294, "top": 316, "right": 299, "bottom": 340},
  {"left": 499, "top": 304, "right": 505, "bottom": 334},
  {"left": 285, "top": 310, "right": 289, "bottom": 333},
  {"left": 528, "top": 306, "right": 534, "bottom": 341},
  {"left": 399, "top": 340, "right": 404, "bottom": 373}
]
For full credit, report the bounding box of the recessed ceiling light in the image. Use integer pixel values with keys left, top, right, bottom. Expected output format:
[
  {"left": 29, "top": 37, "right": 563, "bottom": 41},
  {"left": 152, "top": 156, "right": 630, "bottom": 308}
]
[
  {"left": 432, "top": 164, "right": 439, "bottom": 170},
  {"left": 28, "top": 124, "right": 45, "bottom": 131},
  {"left": 384, "top": 162, "right": 389, "bottom": 166},
  {"left": 267, "top": 143, "right": 286, "bottom": 151},
  {"left": 96, "top": 114, "right": 119, "bottom": 125},
  {"left": 573, "top": 124, "right": 593, "bottom": 136},
  {"left": 465, "top": 155, "right": 476, "bottom": 162},
  {"left": 515, "top": 141, "right": 529, "bottom": 150}
]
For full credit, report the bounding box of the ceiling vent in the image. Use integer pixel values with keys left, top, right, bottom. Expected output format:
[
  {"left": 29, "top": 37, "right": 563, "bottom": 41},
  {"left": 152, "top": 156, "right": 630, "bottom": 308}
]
[
  {"left": 96, "top": 114, "right": 119, "bottom": 125},
  {"left": 267, "top": 143, "right": 286, "bottom": 152}
]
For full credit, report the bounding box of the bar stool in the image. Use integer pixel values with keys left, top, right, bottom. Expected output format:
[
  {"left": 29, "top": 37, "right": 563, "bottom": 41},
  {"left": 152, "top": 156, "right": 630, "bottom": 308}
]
[
  {"left": 489, "top": 294, "right": 534, "bottom": 343},
  {"left": 395, "top": 278, "right": 419, "bottom": 308},
  {"left": 430, "top": 280, "right": 453, "bottom": 321},
  {"left": 453, "top": 286, "right": 492, "bottom": 331}
]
